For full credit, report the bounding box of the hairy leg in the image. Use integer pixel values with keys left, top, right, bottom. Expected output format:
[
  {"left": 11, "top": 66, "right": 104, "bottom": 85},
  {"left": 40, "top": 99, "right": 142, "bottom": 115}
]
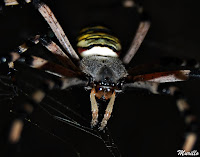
[
  {"left": 99, "top": 91, "right": 116, "bottom": 130},
  {"left": 90, "top": 88, "right": 99, "bottom": 127},
  {"left": 34, "top": 1, "right": 80, "bottom": 61}
]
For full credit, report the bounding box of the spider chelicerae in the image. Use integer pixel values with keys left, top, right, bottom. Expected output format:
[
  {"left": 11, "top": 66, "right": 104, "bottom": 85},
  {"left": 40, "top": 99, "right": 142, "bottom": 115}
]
[{"left": 0, "top": 0, "right": 199, "bottom": 156}]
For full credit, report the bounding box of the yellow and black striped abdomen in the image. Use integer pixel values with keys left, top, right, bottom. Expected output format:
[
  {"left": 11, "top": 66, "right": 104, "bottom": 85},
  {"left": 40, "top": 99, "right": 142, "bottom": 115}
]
[{"left": 77, "top": 26, "right": 121, "bottom": 57}]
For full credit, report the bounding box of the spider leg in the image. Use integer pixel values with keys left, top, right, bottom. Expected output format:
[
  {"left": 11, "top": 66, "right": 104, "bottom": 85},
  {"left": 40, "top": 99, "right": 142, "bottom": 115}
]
[
  {"left": 1, "top": 52, "right": 78, "bottom": 78},
  {"left": 0, "top": 36, "right": 83, "bottom": 80},
  {"left": 40, "top": 36, "right": 79, "bottom": 71},
  {"left": 126, "top": 57, "right": 200, "bottom": 83},
  {"left": 90, "top": 88, "right": 99, "bottom": 127},
  {"left": 3, "top": 0, "right": 32, "bottom": 6},
  {"left": 18, "top": 55, "right": 79, "bottom": 77},
  {"left": 99, "top": 91, "right": 116, "bottom": 130},
  {"left": 8, "top": 61, "right": 88, "bottom": 144},
  {"left": 0, "top": 35, "right": 40, "bottom": 69},
  {"left": 4, "top": 0, "right": 19, "bottom": 6},
  {"left": 122, "top": 1, "right": 150, "bottom": 64},
  {"left": 1, "top": 0, "right": 31, "bottom": 12},
  {"left": 32, "top": 1, "right": 80, "bottom": 61},
  {"left": 9, "top": 89, "right": 45, "bottom": 144},
  {"left": 0, "top": 34, "right": 79, "bottom": 74},
  {"left": 129, "top": 70, "right": 195, "bottom": 83},
  {"left": 122, "top": 0, "right": 135, "bottom": 8},
  {"left": 122, "top": 81, "right": 199, "bottom": 152}
]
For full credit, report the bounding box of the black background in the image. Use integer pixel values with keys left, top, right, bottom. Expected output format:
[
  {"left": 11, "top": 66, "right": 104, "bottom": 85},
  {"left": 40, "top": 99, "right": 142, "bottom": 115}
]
[{"left": 0, "top": 0, "right": 200, "bottom": 157}]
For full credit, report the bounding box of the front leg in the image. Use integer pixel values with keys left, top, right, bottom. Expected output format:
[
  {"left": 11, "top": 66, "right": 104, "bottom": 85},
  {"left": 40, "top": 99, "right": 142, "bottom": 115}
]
[
  {"left": 99, "top": 91, "right": 116, "bottom": 130},
  {"left": 90, "top": 88, "right": 99, "bottom": 127},
  {"left": 34, "top": 1, "right": 80, "bottom": 61}
]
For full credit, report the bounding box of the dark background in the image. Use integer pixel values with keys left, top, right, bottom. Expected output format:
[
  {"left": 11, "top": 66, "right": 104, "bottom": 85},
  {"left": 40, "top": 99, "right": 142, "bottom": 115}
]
[{"left": 0, "top": 0, "right": 200, "bottom": 157}]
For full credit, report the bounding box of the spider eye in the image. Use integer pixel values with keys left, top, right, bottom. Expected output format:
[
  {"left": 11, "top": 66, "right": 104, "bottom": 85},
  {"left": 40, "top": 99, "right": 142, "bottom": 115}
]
[
  {"left": 111, "top": 83, "right": 115, "bottom": 87},
  {"left": 104, "top": 88, "right": 111, "bottom": 92},
  {"left": 107, "top": 88, "right": 111, "bottom": 92},
  {"left": 99, "top": 87, "right": 103, "bottom": 91}
]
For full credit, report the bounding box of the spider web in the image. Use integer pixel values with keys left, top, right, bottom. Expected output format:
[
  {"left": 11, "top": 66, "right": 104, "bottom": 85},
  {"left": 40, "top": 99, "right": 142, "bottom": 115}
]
[
  {"left": 0, "top": 71, "right": 121, "bottom": 157},
  {"left": 39, "top": 95, "right": 121, "bottom": 157}
]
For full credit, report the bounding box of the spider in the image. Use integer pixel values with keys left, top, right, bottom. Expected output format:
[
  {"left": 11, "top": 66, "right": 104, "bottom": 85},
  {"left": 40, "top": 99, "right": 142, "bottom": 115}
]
[{"left": 0, "top": 0, "right": 199, "bottom": 156}]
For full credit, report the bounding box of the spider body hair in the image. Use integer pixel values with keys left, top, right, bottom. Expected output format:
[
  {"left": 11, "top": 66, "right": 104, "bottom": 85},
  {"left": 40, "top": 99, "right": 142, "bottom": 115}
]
[{"left": 80, "top": 55, "right": 127, "bottom": 86}]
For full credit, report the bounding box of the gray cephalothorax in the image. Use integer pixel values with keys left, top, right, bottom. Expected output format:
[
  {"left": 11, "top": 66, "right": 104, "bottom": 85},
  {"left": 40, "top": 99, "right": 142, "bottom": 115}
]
[{"left": 80, "top": 55, "right": 127, "bottom": 83}]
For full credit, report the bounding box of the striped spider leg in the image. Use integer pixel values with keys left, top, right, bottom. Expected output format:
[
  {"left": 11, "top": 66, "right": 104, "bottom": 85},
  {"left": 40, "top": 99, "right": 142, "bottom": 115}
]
[
  {"left": 122, "top": 57, "right": 200, "bottom": 152},
  {"left": 0, "top": 35, "right": 79, "bottom": 77},
  {"left": 0, "top": 35, "right": 84, "bottom": 144},
  {"left": 34, "top": 1, "right": 80, "bottom": 62}
]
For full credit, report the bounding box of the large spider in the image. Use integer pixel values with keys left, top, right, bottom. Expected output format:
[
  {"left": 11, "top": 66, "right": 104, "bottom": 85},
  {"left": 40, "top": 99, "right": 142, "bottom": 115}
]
[{"left": 0, "top": 0, "right": 199, "bottom": 156}]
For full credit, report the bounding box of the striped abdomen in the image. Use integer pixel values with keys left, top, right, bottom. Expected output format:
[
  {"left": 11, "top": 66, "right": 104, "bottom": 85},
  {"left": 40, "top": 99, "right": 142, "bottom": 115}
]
[{"left": 77, "top": 26, "right": 121, "bottom": 57}]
